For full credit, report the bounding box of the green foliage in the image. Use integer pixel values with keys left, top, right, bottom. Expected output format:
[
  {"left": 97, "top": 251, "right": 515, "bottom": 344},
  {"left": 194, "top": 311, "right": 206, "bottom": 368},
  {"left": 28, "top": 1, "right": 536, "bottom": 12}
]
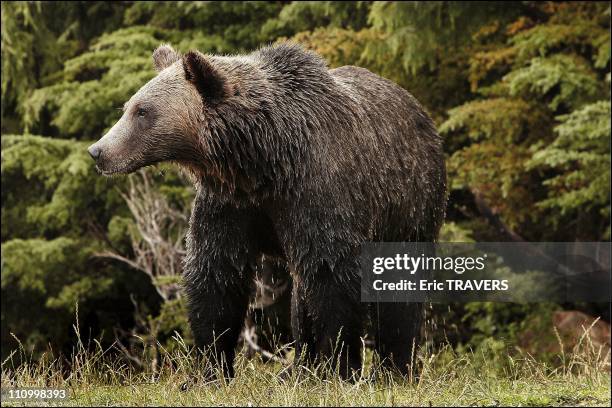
[
  {"left": 457, "top": 303, "right": 559, "bottom": 352},
  {"left": 529, "top": 101, "right": 611, "bottom": 237},
  {"left": 438, "top": 222, "right": 475, "bottom": 242},
  {"left": 511, "top": 19, "right": 610, "bottom": 67},
  {"left": 153, "top": 298, "right": 192, "bottom": 350},
  {"left": 441, "top": 1, "right": 610, "bottom": 241},
  {"left": 366, "top": 1, "right": 523, "bottom": 73},
  {"left": 1, "top": 2, "right": 129, "bottom": 133},
  {"left": 124, "top": 1, "right": 283, "bottom": 51},
  {"left": 1, "top": 135, "right": 124, "bottom": 238},
  {"left": 441, "top": 98, "right": 549, "bottom": 143},
  {"left": 1, "top": 2, "right": 60, "bottom": 129},
  {"left": 262, "top": 1, "right": 370, "bottom": 39},
  {"left": 1, "top": 238, "right": 110, "bottom": 309},
  {"left": 504, "top": 54, "right": 602, "bottom": 111},
  {"left": 1, "top": 135, "right": 160, "bottom": 357}
]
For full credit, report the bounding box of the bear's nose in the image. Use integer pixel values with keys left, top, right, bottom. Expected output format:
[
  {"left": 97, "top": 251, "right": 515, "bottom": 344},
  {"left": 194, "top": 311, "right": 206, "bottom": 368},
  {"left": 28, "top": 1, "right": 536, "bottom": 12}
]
[{"left": 88, "top": 144, "right": 101, "bottom": 161}]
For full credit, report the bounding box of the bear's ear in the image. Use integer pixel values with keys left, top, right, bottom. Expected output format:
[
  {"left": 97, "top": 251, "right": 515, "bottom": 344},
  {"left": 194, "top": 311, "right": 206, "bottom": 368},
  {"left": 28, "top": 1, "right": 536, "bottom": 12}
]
[
  {"left": 153, "top": 44, "right": 180, "bottom": 72},
  {"left": 183, "top": 50, "right": 229, "bottom": 105}
]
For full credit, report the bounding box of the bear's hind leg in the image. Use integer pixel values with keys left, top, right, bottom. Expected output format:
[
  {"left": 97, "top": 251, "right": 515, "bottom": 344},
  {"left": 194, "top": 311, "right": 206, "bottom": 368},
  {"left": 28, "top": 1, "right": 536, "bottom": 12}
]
[{"left": 371, "top": 302, "right": 423, "bottom": 378}]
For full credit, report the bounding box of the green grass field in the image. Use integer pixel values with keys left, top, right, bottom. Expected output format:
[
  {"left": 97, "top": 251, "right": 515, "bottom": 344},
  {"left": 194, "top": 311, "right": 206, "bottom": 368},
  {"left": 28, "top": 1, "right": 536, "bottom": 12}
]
[{"left": 2, "top": 333, "right": 610, "bottom": 407}]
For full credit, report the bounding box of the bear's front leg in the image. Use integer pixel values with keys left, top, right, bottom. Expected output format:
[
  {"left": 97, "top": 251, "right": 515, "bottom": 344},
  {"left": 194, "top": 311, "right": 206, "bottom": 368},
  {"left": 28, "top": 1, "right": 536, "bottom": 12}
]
[
  {"left": 183, "top": 259, "right": 252, "bottom": 379},
  {"left": 182, "top": 193, "right": 255, "bottom": 379}
]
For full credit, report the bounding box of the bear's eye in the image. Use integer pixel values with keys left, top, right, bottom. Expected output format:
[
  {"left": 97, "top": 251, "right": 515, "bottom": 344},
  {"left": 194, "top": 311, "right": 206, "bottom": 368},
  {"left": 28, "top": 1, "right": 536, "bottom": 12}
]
[{"left": 137, "top": 108, "right": 147, "bottom": 118}]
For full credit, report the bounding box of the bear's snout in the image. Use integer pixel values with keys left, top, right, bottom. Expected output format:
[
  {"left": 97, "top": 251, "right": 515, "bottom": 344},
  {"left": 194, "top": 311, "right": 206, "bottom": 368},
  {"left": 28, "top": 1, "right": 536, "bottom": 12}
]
[{"left": 88, "top": 144, "right": 102, "bottom": 161}]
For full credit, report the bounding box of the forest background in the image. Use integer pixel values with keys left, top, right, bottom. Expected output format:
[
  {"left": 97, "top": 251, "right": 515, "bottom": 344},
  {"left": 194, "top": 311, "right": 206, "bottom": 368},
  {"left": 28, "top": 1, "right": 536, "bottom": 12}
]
[{"left": 1, "top": 1, "right": 610, "bottom": 367}]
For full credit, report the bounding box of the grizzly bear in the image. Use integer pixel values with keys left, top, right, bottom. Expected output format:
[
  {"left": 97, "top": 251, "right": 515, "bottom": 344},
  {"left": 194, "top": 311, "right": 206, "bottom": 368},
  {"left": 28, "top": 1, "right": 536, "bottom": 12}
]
[{"left": 88, "top": 43, "right": 446, "bottom": 379}]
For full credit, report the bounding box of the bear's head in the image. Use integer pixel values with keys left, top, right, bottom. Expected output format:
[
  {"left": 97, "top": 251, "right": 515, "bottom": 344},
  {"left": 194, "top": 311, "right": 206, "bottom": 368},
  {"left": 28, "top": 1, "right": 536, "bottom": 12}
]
[
  {"left": 89, "top": 42, "right": 334, "bottom": 194},
  {"left": 87, "top": 44, "right": 235, "bottom": 176}
]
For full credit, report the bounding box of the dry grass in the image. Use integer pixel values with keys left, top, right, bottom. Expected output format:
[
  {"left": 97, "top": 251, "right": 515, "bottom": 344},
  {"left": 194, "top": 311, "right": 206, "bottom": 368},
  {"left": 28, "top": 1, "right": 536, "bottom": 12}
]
[{"left": 1, "top": 323, "right": 610, "bottom": 407}]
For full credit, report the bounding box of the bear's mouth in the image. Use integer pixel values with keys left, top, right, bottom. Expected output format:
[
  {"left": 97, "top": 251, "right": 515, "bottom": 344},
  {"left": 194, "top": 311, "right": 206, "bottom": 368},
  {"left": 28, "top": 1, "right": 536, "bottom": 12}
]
[
  {"left": 96, "top": 165, "right": 124, "bottom": 176},
  {"left": 96, "top": 161, "right": 137, "bottom": 176},
  {"left": 97, "top": 166, "right": 119, "bottom": 176},
  {"left": 95, "top": 157, "right": 154, "bottom": 176}
]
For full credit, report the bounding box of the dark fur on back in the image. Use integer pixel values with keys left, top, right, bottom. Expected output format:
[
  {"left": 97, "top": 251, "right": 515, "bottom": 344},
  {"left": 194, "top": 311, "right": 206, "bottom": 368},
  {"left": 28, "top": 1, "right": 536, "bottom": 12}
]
[{"left": 195, "top": 43, "right": 445, "bottom": 234}]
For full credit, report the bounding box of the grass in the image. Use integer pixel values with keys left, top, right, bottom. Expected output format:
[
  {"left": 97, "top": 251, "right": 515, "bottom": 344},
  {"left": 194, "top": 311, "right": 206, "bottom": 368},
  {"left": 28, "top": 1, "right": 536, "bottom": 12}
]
[{"left": 1, "top": 327, "right": 610, "bottom": 407}]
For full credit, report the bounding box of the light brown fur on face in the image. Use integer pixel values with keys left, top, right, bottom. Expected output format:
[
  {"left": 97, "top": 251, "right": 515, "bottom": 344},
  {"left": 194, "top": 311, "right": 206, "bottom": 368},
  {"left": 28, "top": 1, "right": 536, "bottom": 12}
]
[
  {"left": 88, "top": 44, "right": 265, "bottom": 190},
  {"left": 88, "top": 51, "right": 206, "bottom": 175}
]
